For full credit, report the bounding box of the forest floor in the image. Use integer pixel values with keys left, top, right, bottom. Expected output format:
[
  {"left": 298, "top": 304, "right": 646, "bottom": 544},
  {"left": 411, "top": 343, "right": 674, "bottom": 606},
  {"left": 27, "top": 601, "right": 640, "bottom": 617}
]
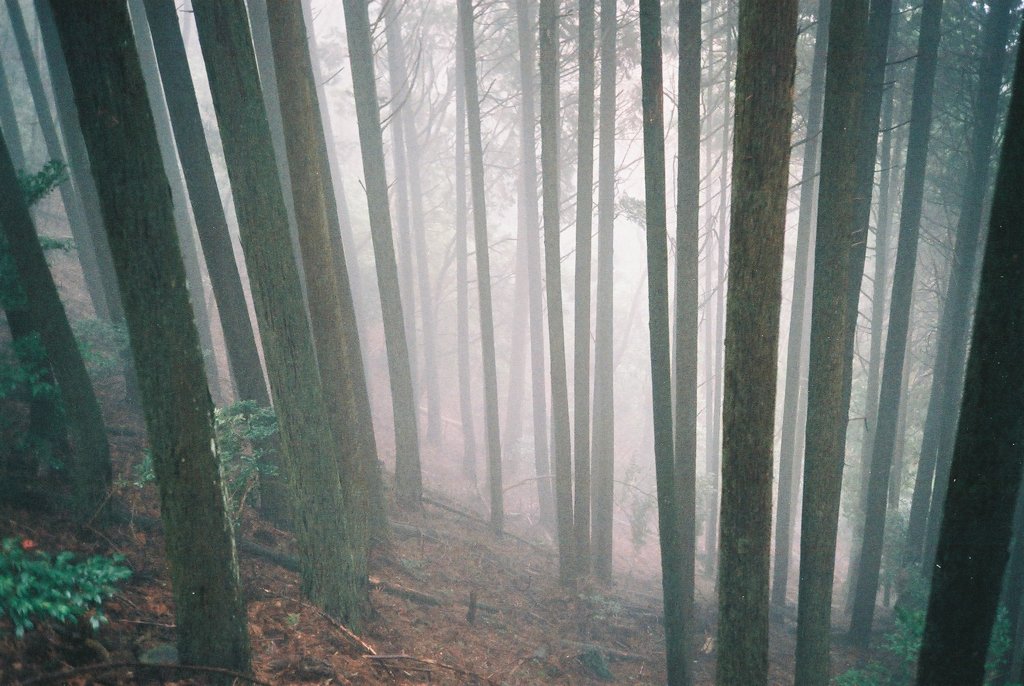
[
  {"left": 0, "top": 256, "right": 882, "bottom": 685},
  {"left": 0, "top": 402, "right": 880, "bottom": 686}
]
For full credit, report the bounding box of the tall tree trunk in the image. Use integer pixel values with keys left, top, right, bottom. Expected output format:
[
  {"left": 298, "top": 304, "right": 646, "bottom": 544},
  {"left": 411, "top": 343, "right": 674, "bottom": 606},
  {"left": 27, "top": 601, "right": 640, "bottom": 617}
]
[
  {"left": 454, "top": 25, "right": 479, "bottom": 482},
  {"left": 384, "top": 9, "right": 443, "bottom": 446},
  {"left": 674, "top": 0, "right": 701, "bottom": 666},
  {"left": 341, "top": 0, "right": 423, "bottom": 507},
  {"left": 265, "top": 0, "right": 387, "bottom": 542},
  {"left": 849, "top": 0, "right": 944, "bottom": 646},
  {"left": 383, "top": 10, "right": 422, "bottom": 425},
  {"left": 139, "top": 0, "right": 291, "bottom": 526},
  {"left": 300, "top": 0, "right": 368, "bottom": 355},
  {"left": 706, "top": 14, "right": 733, "bottom": 575},
  {"left": 914, "top": 30, "right": 1024, "bottom": 681},
  {"left": 191, "top": 0, "right": 366, "bottom": 624},
  {"left": 639, "top": 1, "right": 690, "bottom": 682},
  {"left": 138, "top": 0, "right": 270, "bottom": 408},
  {"left": 911, "top": 0, "right": 1014, "bottom": 573},
  {"left": 129, "top": 0, "right": 224, "bottom": 402},
  {"left": 539, "top": 0, "right": 576, "bottom": 585},
  {"left": 459, "top": 0, "right": 504, "bottom": 534},
  {"left": 6, "top": 0, "right": 114, "bottom": 323},
  {"left": 793, "top": 0, "right": 868, "bottom": 682},
  {"left": 716, "top": 0, "right": 799, "bottom": 682},
  {"left": 771, "top": 0, "right": 830, "bottom": 610},
  {"left": 590, "top": 0, "right": 617, "bottom": 582},
  {"left": 868, "top": 82, "right": 896, "bottom": 511},
  {"left": 573, "top": 0, "right": 597, "bottom": 574},
  {"left": 516, "top": 0, "right": 554, "bottom": 529},
  {"left": 44, "top": 1, "right": 251, "bottom": 672}
]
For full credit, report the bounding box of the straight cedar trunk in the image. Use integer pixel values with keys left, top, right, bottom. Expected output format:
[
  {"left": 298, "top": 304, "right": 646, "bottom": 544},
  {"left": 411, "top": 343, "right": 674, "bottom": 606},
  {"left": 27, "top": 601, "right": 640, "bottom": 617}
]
[
  {"left": 539, "top": 0, "right": 576, "bottom": 584},
  {"left": 0, "top": 164, "right": 111, "bottom": 523},
  {"left": 454, "top": 27, "right": 479, "bottom": 481},
  {"left": 265, "top": 0, "right": 387, "bottom": 540},
  {"left": 915, "top": 28, "right": 1024, "bottom": 682},
  {"left": 849, "top": 0, "right": 944, "bottom": 645},
  {"left": 771, "top": 0, "right": 830, "bottom": 610},
  {"left": 573, "top": 0, "right": 596, "bottom": 572},
  {"left": 190, "top": 0, "right": 366, "bottom": 624},
  {"left": 590, "top": 0, "right": 617, "bottom": 582},
  {"left": 674, "top": 0, "right": 701, "bottom": 664},
  {"left": 5, "top": 0, "right": 113, "bottom": 323},
  {"left": 44, "top": 1, "right": 251, "bottom": 672},
  {"left": 840, "top": 0, "right": 896, "bottom": 595},
  {"left": 867, "top": 83, "right": 897, "bottom": 512},
  {"left": 516, "top": 0, "right": 554, "bottom": 528},
  {"left": 458, "top": 0, "right": 504, "bottom": 534},
  {"left": 638, "top": 1, "right": 690, "bottom": 682},
  {"left": 383, "top": 9, "right": 422, "bottom": 419},
  {"left": 341, "top": 0, "right": 424, "bottom": 508},
  {"left": 716, "top": 0, "right": 799, "bottom": 683},
  {"left": 706, "top": 15, "right": 733, "bottom": 574},
  {"left": 138, "top": 0, "right": 270, "bottom": 407},
  {"left": 384, "top": 7, "right": 443, "bottom": 445},
  {"left": 911, "top": 0, "right": 1014, "bottom": 571},
  {"left": 793, "top": 0, "right": 868, "bottom": 682}
]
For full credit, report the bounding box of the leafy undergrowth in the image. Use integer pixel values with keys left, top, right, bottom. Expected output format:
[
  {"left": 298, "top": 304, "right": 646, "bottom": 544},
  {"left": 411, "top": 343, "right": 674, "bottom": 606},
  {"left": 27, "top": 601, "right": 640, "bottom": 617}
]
[{"left": 0, "top": 405, "right": 872, "bottom": 685}]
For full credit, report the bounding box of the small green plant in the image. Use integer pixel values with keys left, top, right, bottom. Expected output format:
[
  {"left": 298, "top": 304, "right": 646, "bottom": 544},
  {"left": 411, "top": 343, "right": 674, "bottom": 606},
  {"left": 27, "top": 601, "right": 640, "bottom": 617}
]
[
  {"left": 131, "top": 400, "right": 279, "bottom": 521},
  {"left": 0, "top": 538, "right": 131, "bottom": 638},
  {"left": 71, "top": 318, "right": 130, "bottom": 379}
]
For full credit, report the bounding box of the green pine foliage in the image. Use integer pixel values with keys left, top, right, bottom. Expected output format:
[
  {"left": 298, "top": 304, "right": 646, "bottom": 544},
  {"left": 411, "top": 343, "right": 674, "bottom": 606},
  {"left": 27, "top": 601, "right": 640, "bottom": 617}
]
[{"left": 0, "top": 538, "right": 131, "bottom": 638}]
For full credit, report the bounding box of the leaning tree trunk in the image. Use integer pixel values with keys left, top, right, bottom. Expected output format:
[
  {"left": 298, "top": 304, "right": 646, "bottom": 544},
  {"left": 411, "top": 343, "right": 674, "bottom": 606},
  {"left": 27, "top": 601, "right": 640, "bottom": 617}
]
[
  {"left": 716, "top": 0, "right": 799, "bottom": 683},
  {"left": 190, "top": 0, "right": 366, "bottom": 624},
  {"left": 793, "top": 0, "right": 868, "bottom": 683},
  {"left": 590, "top": 0, "right": 617, "bottom": 582},
  {"left": 341, "top": 0, "right": 424, "bottom": 508},
  {"left": 0, "top": 164, "right": 111, "bottom": 523},
  {"left": 849, "top": 0, "right": 944, "bottom": 645},
  {"left": 5, "top": 0, "right": 113, "bottom": 322},
  {"left": 915, "top": 30, "right": 1024, "bottom": 682},
  {"left": 44, "top": 1, "right": 251, "bottom": 673},
  {"left": 458, "top": 0, "right": 504, "bottom": 534},
  {"left": 914, "top": 0, "right": 1014, "bottom": 573},
  {"left": 771, "top": 0, "right": 830, "bottom": 610},
  {"left": 539, "top": 0, "right": 576, "bottom": 585},
  {"left": 639, "top": 0, "right": 691, "bottom": 682},
  {"left": 138, "top": 0, "right": 270, "bottom": 407},
  {"left": 266, "top": 0, "right": 388, "bottom": 542}
]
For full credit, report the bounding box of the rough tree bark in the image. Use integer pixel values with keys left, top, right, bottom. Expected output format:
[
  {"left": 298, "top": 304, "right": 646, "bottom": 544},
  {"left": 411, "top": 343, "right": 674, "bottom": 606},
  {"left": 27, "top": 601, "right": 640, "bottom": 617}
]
[
  {"left": 45, "top": 1, "right": 251, "bottom": 672},
  {"left": 191, "top": 0, "right": 366, "bottom": 623},
  {"left": 793, "top": 0, "right": 868, "bottom": 682},
  {"left": 716, "top": 0, "right": 799, "bottom": 682}
]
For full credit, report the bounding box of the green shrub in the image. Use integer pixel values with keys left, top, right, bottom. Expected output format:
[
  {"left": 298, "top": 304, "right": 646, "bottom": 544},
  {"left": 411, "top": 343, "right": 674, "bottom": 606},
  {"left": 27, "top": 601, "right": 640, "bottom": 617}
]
[
  {"left": 0, "top": 538, "right": 131, "bottom": 638},
  {"left": 131, "top": 400, "right": 279, "bottom": 521}
]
